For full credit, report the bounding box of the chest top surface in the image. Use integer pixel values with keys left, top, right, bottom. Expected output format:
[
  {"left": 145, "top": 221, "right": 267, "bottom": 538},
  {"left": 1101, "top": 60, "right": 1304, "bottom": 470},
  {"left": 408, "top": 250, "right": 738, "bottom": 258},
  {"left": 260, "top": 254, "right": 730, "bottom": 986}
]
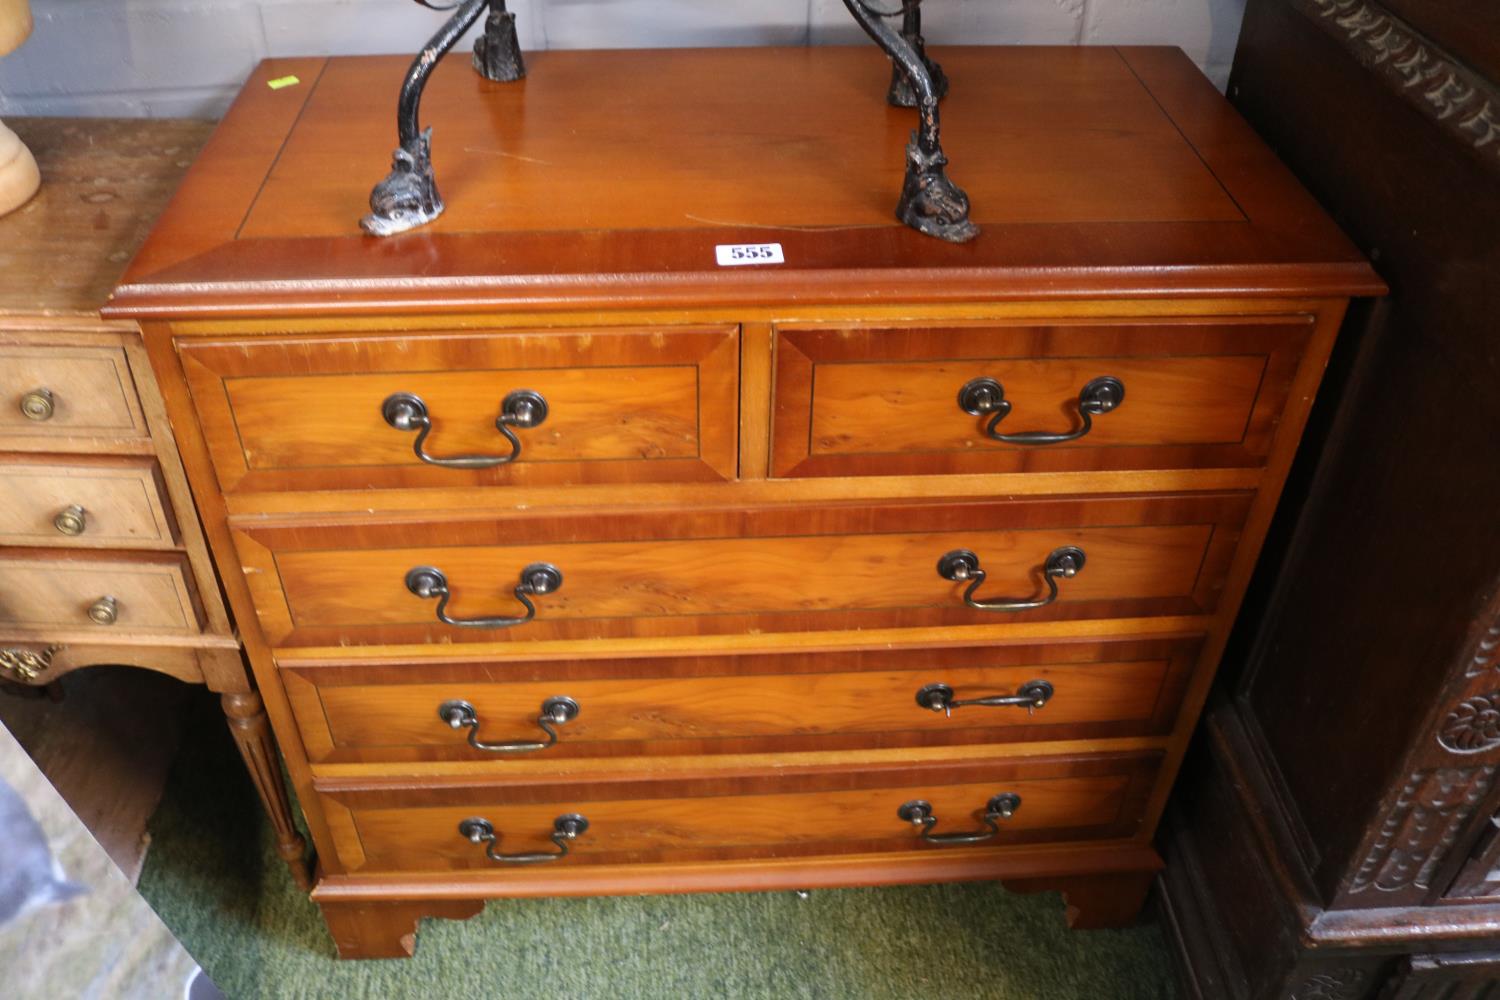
[{"left": 108, "top": 46, "right": 1381, "bottom": 318}]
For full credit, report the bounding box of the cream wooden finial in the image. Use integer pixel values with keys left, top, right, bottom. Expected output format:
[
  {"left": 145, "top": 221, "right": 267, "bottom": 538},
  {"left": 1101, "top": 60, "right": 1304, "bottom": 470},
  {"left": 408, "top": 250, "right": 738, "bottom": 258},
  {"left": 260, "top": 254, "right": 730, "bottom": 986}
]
[
  {"left": 0, "top": 0, "right": 31, "bottom": 55},
  {"left": 0, "top": 120, "right": 41, "bottom": 216},
  {"left": 0, "top": 0, "right": 39, "bottom": 216}
]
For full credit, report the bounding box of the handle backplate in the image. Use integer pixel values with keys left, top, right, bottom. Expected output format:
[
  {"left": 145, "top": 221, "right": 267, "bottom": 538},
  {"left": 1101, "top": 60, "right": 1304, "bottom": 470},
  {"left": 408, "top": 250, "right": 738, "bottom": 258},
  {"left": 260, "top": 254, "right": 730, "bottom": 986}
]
[
  {"left": 439, "top": 695, "right": 579, "bottom": 753},
  {"left": 458, "top": 813, "right": 589, "bottom": 865},
  {"left": 898, "top": 792, "right": 1023, "bottom": 845},
  {"left": 381, "top": 389, "right": 548, "bottom": 468},
  {"left": 406, "top": 562, "right": 562, "bottom": 630},
  {"left": 958, "top": 375, "right": 1124, "bottom": 445},
  {"left": 938, "top": 546, "right": 1085, "bottom": 613},
  {"left": 916, "top": 679, "right": 1053, "bottom": 717}
]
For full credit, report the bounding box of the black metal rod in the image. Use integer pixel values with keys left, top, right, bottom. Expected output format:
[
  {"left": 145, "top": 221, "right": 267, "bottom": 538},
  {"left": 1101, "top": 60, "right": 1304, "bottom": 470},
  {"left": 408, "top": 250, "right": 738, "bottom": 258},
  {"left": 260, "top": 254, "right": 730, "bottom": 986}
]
[
  {"left": 844, "top": 0, "right": 941, "bottom": 152},
  {"left": 902, "top": 0, "right": 920, "bottom": 37},
  {"left": 398, "top": 0, "right": 490, "bottom": 147}
]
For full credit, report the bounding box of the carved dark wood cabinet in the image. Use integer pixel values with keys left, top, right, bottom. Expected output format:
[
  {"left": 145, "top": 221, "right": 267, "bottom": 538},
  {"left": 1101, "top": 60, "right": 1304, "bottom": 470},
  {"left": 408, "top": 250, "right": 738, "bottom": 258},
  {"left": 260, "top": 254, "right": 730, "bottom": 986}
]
[{"left": 1156, "top": 1, "right": 1500, "bottom": 998}]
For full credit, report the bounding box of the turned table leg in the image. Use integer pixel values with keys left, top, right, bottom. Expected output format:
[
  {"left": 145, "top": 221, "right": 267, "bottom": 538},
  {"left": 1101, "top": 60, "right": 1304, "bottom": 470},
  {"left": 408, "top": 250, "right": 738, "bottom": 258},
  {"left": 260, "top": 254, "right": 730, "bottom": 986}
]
[
  {"left": 221, "top": 691, "right": 312, "bottom": 891},
  {"left": 319, "top": 898, "right": 485, "bottom": 960},
  {"left": 1002, "top": 870, "right": 1156, "bottom": 929}
]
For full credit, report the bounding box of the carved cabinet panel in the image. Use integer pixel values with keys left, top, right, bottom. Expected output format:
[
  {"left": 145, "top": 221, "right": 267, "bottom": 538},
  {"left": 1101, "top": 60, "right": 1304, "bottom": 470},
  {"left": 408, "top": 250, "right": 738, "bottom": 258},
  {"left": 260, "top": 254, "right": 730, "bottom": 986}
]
[{"left": 1157, "top": 0, "right": 1500, "bottom": 997}]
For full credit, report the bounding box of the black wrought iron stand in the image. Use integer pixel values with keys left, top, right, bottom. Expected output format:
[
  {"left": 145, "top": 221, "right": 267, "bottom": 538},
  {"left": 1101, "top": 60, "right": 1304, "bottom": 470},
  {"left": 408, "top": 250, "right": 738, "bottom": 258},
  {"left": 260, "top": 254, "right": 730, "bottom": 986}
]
[{"left": 361, "top": 0, "right": 978, "bottom": 243}]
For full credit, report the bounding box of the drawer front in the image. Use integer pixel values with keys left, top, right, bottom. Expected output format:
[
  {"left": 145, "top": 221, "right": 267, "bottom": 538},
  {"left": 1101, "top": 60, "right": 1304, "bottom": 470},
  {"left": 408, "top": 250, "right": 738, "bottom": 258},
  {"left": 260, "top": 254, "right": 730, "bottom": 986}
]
[
  {"left": 0, "top": 553, "right": 202, "bottom": 634},
  {"left": 285, "top": 636, "right": 1201, "bottom": 763},
  {"left": 0, "top": 345, "right": 147, "bottom": 437},
  {"left": 177, "top": 326, "right": 738, "bottom": 493},
  {"left": 0, "top": 457, "right": 177, "bottom": 549},
  {"left": 317, "top": 752, "right": 1160, "bottom": 872},
  {"left": 771, "top": 318, "right": 1312, "bottom": 477},
  {"left": 235, "top": 493, "right": 1250, "bottom": 647}
]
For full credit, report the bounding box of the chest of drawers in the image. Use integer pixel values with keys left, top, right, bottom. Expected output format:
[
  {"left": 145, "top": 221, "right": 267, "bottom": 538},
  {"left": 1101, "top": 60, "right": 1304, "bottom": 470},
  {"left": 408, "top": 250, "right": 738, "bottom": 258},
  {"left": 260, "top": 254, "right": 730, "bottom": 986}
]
[{"left": 110, "top": 46, "right": 1382, "bottom": 958}]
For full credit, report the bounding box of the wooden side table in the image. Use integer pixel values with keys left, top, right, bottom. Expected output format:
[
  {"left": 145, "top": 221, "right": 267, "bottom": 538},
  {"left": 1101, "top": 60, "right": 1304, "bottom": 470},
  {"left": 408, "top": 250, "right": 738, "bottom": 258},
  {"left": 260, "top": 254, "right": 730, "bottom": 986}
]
[{"left": 0, "top": 118, "right": 310, "bottom": 890}]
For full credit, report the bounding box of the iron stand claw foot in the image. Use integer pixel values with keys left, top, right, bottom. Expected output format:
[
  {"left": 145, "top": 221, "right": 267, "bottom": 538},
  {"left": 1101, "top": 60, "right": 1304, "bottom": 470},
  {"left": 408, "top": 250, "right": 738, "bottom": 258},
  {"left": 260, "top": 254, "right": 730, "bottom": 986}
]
[
  {"left": 898, "top": 134, "right": 979, "bottom": 243},
  {"left": 473, "top": 0, "right": 525, "bottom": 82},
  {"left": 361, "top": 127, "right": 444, "bottom": 237}
]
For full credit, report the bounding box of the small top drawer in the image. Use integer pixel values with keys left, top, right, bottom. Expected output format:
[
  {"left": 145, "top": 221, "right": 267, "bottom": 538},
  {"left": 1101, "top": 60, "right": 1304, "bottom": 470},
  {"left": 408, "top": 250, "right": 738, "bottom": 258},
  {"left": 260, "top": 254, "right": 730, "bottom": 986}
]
[
  {"left": 0, "top": 457, "right": 177, "bottom": 549},
  {"left": 0, "top": 552, "right": 202, "bottom": 635},
  {"left": 0, "top": 345, "right": 147, "bottom": 438},
  {"left": 770, "top": 318, "right": 1313, "bottom": 477},
  {"left": 177, "top": 326, "right": 738, "bottom": 493}
]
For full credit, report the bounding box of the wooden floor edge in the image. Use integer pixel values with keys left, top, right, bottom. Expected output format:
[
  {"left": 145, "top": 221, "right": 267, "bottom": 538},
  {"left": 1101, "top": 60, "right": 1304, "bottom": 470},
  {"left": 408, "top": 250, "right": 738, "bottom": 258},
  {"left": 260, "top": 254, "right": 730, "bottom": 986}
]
[{"left": 309, "top": 843, "right": 1164, "bottom": 902}]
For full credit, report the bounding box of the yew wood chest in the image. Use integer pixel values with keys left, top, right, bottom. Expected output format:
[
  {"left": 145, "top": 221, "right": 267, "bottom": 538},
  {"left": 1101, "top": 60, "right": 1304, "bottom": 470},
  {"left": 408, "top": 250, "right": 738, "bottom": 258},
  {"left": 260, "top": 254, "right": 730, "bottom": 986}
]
[{"left": 108, "top": 45, "right": 1382, "bottom": 959}]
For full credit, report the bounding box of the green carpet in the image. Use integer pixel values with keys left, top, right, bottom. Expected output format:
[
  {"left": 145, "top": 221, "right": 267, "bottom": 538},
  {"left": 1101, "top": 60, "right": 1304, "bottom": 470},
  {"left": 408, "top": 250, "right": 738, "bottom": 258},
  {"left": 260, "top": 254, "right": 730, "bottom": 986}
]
[{"left": 139, "top": 693, "right": 1179, "bottom": 999}]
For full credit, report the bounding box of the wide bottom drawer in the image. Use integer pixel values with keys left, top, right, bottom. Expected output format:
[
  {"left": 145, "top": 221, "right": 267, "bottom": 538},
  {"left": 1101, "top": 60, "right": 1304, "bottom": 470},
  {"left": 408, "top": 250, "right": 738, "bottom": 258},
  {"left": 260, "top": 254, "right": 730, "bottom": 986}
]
[
  {"left": 316, "top": 751, "right": 1160, "bottom": 873},
  {"left": 285, "top": 637, "right": 1202, "bottom": 764}
]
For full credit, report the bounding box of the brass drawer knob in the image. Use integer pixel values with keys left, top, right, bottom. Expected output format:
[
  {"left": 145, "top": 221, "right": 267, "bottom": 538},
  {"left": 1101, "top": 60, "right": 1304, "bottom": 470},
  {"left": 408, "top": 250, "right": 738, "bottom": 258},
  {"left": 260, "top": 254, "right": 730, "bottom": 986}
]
[
  {"left": 916, "top": 680, "right": 1053, "bottom": 717},
  {"left": 53, "top": 504, "right": 88, "bottom": 536},
  {"left": 381, "top": 389, "right": 548, "bottom": 468},
  {"left": 458, "top": 814, "right": 589, "bottom": 865},
  {"left": 938, "top": 546, "right": 1085, "bottom": 613},
  {"left": 439, "top": 696, "right": 579, "bottom": 753},
  {"left": 20, "top": 387, "right": 56, "bottom": 421},
  {"left": 87, "top": 595, "right": 119, "bottom": 626},
  {"left": 958, "top": 375, "right": 1124, "bottom": 444},
  {"left": 898, "top": 793, "right": 1022, "bottom": 846}
]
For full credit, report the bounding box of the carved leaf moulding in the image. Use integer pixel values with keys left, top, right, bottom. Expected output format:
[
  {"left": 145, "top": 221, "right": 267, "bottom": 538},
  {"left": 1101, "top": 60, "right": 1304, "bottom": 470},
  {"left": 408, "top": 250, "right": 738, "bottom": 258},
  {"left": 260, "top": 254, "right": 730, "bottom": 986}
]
[
  {"left": 1442, "top": 598, "right": 1500, "bottom": 751},
  {"left": 1348, "top": 766, "right": 1497, "bottom": 894},
  {"left": 1464, "top": 616, "right": 1500, "bottom": 679},
  {"left": 1294, "top": 0, "right": 1500, "bottom": 168},
  {"left": 0, "top": 645, "right": 59, "bottom": 683}
]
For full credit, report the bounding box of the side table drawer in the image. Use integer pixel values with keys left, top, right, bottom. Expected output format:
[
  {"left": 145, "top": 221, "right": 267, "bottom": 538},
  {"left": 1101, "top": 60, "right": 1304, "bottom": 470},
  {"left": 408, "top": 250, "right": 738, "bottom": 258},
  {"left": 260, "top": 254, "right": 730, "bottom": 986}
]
[
  {"left": 0, "top": 552, "right": 202, "bottom": 635},
  {"left": 177, "top": 325, "right": 739, "bottom": 493},
  {"left": 284, "top": 635, "right": 1203, "bottom": 763},
  {"left": 0, "top": 344, "right": 147, "bottom": 437},
  {"left": 771, "top": 318, "right": 1312, "bottom": 477},
  {"left": 234, "top": 492, "right": 1251, "bottom": 647},
  {"left": 317, "top": 751, "right": 1160, "bottom": 872},
  {"left": 0, "top": 456, "right": 177, "bottom": 549}
]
